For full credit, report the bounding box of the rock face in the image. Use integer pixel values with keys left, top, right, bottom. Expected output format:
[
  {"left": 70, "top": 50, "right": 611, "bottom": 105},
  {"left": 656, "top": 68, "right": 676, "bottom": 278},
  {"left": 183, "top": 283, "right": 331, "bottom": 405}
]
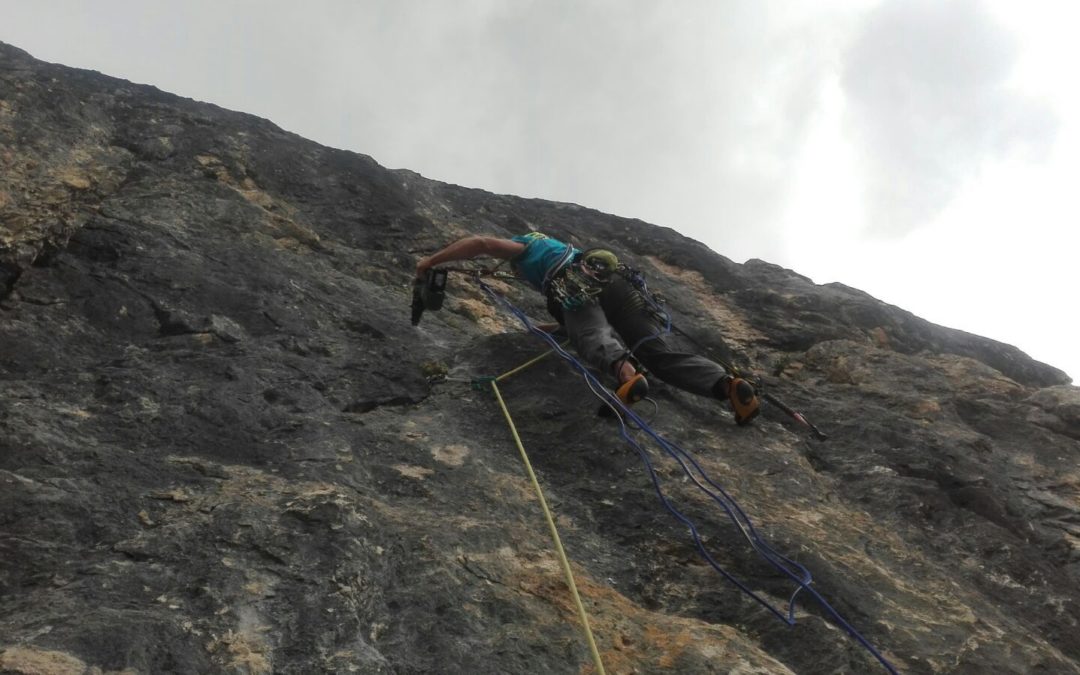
[{"left": 2, "top": 41, "right": 1078, "bottom": 674}]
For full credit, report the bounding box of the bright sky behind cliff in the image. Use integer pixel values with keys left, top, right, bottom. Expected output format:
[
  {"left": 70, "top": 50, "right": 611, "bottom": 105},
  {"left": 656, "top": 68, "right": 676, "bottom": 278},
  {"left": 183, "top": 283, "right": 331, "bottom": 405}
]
[{"left": 3, "top": 0, "right": 1077, "bottom": 381}]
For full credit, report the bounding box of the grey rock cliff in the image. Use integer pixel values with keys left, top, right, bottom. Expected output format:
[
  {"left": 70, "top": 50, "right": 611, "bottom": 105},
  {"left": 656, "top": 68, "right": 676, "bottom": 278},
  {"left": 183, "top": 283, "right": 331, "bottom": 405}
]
[{"left": 1, "top": 42, "right": 1078, "bottom": 674}]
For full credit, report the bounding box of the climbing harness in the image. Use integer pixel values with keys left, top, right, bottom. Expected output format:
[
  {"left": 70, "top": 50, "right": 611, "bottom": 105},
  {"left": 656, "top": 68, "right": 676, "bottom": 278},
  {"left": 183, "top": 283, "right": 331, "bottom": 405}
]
[
  {"left": 545, "top": 248, "right": 621, "bottom": 311},
  {"left": 463, "top": 276, "right": 899, "bottom": 675},
  {"left": 549, "top": 262, "right": 606, "bottom": 310},
  {"left": 540, "top": 243, "right": 579, "bottom": 296}
]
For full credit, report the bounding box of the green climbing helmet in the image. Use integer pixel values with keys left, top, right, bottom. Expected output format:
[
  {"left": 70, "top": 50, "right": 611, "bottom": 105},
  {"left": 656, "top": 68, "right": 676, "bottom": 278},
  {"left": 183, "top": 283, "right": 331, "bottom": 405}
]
[{"left": 579, "top": 248, "right": 619, "bottom": 282}]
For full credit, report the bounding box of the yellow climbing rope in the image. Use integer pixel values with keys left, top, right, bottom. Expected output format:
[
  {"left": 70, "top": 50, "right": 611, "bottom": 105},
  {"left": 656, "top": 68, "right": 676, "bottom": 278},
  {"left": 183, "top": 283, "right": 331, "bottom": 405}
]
[
  {"left": 490, "top": 348, "right": 606, "bottom": 675},
  {"left": 494, "top": 345, "right": 558, "bottom": 383}
]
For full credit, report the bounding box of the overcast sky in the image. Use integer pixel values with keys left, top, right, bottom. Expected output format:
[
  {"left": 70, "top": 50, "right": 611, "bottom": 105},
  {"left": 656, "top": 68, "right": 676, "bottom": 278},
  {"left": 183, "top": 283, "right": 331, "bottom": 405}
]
[{"left": 4, "top": 0, "right": 1077, "bottom": 380}]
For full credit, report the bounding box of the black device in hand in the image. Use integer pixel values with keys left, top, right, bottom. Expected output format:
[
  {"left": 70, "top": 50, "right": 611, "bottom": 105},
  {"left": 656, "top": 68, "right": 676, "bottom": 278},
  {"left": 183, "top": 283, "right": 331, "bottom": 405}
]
[{"left": 410, "top": 268, "right": 448, "bottom": 325}]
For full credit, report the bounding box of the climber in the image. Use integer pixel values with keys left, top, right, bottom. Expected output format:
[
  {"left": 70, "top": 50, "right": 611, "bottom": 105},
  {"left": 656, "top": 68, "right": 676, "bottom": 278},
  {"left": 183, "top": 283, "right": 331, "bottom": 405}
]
[{"left": 414, "top": 232, "right": 760, "bottom": 425}]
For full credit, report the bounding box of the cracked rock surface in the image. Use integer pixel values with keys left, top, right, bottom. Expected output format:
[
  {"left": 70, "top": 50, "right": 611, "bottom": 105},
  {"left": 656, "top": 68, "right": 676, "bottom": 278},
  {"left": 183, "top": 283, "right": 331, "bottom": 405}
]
[{"left": 2, "top": 42, "right": 1078, "bottom": 674}]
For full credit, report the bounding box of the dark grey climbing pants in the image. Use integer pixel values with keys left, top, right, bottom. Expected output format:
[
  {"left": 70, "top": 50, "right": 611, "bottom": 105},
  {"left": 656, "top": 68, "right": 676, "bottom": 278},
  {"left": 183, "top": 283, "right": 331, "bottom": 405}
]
[{"left": 558, "top": 277, "right": 728, "bottom": 398}]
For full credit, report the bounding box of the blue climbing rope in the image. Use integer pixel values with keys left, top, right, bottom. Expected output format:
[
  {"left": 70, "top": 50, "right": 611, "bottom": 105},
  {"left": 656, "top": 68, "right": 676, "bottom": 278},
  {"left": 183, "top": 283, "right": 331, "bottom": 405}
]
[{"left": 475, "top": 278, "right": 899, "bottom": 675}]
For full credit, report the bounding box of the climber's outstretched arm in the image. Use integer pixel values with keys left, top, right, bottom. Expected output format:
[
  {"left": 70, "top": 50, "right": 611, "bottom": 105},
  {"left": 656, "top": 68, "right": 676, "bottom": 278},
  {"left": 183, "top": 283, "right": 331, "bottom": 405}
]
[{"left": 415, "top": 236, "right": 524, "bottom": 279}]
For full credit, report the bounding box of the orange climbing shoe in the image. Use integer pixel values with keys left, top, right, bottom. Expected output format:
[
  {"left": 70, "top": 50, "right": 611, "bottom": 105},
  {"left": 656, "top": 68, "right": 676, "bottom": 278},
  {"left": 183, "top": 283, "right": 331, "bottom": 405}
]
[
  {"left": 616, "top": 372, "right": 649, "bottom": 405},
  {"left": 715, "top": 375, "right": 760, "bottom": 426},
  {"left": 599, "top": 372, "right": 649, "bottom": 417}
]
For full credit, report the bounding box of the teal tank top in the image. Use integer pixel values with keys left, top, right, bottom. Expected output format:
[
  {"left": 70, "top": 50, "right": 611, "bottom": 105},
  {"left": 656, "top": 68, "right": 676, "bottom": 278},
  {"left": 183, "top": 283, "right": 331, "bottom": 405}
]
[{"left": 510, "top": 233, "right": 580, "bottom": 292}]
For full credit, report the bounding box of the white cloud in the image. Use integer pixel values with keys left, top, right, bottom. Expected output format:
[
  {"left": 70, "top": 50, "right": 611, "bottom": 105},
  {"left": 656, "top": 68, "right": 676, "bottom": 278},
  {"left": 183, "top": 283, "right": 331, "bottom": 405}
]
[{"left": 841, "top": 0, "right": 1058, "bottom": 237}]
